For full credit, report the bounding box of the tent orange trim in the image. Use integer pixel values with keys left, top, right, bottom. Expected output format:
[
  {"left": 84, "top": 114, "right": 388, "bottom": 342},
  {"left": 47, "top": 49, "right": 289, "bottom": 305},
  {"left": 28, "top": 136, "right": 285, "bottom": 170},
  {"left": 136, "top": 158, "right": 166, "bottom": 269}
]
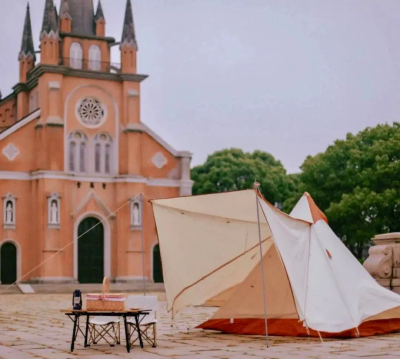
[
  {"left": 304, "top": 192, "right": 328, "bottom": 224},
  {"left": 198, "top": 318, "right": 400, "bottom": 338}
]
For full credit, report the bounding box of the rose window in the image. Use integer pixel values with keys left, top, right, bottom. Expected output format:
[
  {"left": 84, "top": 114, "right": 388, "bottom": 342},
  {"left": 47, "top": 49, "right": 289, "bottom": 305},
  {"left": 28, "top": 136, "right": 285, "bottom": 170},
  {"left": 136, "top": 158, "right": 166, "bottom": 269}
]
[{"left": 77, "top": 98, "right": 106, "bottom": 127}]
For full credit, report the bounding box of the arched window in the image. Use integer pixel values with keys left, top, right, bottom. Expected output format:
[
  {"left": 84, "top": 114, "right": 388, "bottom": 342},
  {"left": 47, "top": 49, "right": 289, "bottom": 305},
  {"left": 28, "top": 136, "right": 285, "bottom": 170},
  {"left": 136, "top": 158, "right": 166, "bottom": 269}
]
[
  {"left": 89, "top": 45, "right": 101, "bottom": 71},
  {"left": 70, "top": 42, "right": 83, "bottom": 69},
  {"left": 93, "top": 133, "right": 113, "bottom": 174},
  {"left": 68, "top": 131, "right": 88, "bottom": 173}
]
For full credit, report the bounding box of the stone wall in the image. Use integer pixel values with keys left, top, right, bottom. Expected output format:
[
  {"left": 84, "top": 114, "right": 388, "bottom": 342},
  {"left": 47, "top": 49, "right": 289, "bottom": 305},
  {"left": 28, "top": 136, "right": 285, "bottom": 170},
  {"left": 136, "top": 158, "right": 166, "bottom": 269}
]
[{"left": 363, "top": 233, "right": 400, "bottom": 294}]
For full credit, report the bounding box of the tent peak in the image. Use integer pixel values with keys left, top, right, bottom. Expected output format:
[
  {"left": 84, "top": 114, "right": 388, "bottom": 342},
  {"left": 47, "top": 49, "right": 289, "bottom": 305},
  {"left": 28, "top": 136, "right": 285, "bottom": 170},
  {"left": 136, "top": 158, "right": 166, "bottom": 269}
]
[{"left": 290, "top": 192, "right": 328, "bottom": 224}]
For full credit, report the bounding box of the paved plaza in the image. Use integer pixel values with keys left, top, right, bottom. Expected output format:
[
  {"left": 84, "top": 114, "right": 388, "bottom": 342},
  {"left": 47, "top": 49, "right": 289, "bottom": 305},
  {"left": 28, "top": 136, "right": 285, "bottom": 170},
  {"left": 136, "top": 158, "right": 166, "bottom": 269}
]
[{"left": 0, "top": 293, "right": 400, "bottom": 358}]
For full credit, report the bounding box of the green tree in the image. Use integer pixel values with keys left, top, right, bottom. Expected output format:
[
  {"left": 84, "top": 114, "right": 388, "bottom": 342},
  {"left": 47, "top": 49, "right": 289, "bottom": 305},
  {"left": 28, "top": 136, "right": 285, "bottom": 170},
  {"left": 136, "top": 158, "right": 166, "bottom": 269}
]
[
  {"left": 191, "top": 148, "right": 297, "bottom": 205},
  {"left": 286, "top": 123, "right": 400, "bottom": 258}
]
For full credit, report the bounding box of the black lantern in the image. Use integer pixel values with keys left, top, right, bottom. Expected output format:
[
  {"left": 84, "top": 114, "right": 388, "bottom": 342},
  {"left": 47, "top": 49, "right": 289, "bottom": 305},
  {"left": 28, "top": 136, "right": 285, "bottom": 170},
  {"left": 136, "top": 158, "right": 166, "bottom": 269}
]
[{"left": 72, "top": 289, "right": 82, "bottom": 310}]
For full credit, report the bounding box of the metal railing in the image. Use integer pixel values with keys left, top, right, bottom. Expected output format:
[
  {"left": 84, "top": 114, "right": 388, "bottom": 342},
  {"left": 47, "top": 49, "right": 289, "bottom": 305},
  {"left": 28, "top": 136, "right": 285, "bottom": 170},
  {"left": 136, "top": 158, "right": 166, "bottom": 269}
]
[{"left": 59, "top": 58, "right": 121, "bottom": 73}]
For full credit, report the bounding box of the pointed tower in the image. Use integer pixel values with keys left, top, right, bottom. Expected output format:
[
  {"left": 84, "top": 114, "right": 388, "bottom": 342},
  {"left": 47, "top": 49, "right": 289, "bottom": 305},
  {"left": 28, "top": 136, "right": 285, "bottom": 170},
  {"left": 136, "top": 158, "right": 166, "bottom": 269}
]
[
  {"left": 19, "top": 3, "right": 36, "bottom": 83},
  {"left": 95, "top": 0, "right": 106, "bottom": 37},
  {"left": 40, "top": 0, "right": 59, "bottom": 65},
  {"left": 120, "top": 0, "right": 138, "bottom": 74},
  {"left": 59, "top": 0, "right": 72, "bottom": 32}
]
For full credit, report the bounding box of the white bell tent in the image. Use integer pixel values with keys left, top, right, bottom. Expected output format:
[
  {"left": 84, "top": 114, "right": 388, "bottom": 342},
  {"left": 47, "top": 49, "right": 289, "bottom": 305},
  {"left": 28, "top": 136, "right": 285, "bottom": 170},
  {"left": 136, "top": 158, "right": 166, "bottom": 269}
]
[{"left": 152, "top": 190, "right": 400, "bottom": 337}]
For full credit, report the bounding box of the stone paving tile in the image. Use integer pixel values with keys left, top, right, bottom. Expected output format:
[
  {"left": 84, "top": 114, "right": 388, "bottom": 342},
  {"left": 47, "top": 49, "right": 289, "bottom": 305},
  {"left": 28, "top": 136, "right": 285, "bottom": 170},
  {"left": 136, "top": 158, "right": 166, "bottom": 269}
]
[
  {"left": 1, "top": 294, "right": 400, "bottom": 358},
  {"left": 0, "top": 344, "right": 37, "bottom": 359}
]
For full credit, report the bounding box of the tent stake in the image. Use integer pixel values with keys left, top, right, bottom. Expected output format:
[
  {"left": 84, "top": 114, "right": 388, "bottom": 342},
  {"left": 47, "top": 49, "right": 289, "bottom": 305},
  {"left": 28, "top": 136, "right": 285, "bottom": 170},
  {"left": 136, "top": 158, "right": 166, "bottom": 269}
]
[
  {"left": 140, "top": 193, "right": 146, "bottom": 296},
  {"left": 254, "top": 182, "right": 269, "bottom": 348}
]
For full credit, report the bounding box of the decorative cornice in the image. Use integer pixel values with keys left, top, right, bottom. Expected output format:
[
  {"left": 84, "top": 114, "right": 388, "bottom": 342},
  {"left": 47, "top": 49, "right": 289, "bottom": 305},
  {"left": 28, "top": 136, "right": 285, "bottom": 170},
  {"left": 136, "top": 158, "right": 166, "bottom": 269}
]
[
  {"left": 127, "top": 89, "right": 139, "bottom": 97},
  {"left": 71, "top": 191, "right": 115, "bottom": 218},
  {"left": 40, "top": 30, "right": 59, "bottom": 41},
  {"left": 123, "top": 123, "right": 143, "bottom": 133},
  {"left": 59, "top": 32, "right": 115, "bottom": 43},
  {"left": 28, "top": 64, "right": 148, "bottom": 84},
  {"left": 48, "top": 81, "right": 60, "bottom": 89},
  {"left": 18, "top": 52, "right": 36, "bottom": 61},
  {"left": 125, "top": 122, "right": 193, "bottom": 158},
  {"left": 0, "top": 170, "right": 192, "bottom": 189},
  {"left": 45, "top": 116, "right": 64, "bottom": 127},
  {"left": 120, "top": 40, "right": 137, "bottom": 50}
]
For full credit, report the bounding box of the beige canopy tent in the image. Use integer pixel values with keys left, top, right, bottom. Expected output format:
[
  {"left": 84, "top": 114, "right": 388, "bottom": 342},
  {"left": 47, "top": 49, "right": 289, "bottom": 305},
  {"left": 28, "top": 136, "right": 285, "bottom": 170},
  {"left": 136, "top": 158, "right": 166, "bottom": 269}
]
[{"left": 152, "top": 190, "right": 400, "bottom": 337}]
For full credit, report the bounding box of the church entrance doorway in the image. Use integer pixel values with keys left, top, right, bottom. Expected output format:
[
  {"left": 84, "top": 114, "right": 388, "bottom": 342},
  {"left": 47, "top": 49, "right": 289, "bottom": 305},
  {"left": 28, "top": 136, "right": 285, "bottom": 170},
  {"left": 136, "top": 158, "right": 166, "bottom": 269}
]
[
  {"left": 153, "top": 244, "right": 163, "bottom": 283},
  {"left": 1, "top": 242, "right": 17, "bottom": 284},
  {"left": 78, "top": 217, "right": 104, "bottom": 283}
]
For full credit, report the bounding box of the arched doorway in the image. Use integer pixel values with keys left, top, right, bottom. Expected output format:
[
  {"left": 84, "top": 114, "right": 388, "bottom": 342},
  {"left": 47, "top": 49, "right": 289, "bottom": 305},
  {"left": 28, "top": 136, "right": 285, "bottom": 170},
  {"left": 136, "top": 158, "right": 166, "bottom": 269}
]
[
  {"left": 78, "top": 217, "right": 104, "bottom": 283},
  {"left": 1, "top": 242, "right": 17, "bottom": 284},
  {"left": 153, "top": 244, "right": 163, "bottom": 283}
]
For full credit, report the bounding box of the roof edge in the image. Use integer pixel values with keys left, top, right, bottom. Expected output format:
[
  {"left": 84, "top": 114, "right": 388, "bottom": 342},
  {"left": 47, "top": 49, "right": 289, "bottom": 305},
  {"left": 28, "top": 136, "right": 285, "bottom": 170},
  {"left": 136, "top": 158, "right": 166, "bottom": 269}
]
[{"left": 0, "top": 109, "right": 41, "bottom": 141}]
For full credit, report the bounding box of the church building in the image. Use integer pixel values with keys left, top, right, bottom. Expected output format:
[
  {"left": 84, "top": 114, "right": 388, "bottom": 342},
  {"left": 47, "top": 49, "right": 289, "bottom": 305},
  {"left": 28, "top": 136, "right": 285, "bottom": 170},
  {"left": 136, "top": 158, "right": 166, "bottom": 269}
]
[{"left": 0, "top": 0, "right": 192, "bottom": 284}]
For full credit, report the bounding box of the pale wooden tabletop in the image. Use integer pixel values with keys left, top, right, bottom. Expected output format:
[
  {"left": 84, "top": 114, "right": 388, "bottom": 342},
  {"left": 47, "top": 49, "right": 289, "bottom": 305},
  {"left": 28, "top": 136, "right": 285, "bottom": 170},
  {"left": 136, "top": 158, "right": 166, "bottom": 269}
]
[{"left": 61, "top": 309, "right": 150, "bottom": 313}]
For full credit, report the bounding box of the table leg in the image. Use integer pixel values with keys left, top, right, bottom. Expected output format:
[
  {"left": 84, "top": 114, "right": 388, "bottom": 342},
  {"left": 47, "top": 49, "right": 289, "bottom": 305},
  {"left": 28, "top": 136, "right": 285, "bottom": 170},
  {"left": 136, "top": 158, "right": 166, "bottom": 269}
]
[
  {"left": 135, "top": 314, "right": 144, "bottom": 349},
  {"left": 123, "top": 315, "right": 131, "bottom": 353},
  {"left": 84, "top": 315, "right": 90, "bottom": 347},
  {"left": 71, "top": 315, "right": 78, "bottom": 352}
]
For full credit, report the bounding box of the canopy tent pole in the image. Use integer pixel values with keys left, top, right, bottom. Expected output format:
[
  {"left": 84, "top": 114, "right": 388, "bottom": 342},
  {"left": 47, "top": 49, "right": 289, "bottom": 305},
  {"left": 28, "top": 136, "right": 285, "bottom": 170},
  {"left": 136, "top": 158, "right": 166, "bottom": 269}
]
[
  {"left": 254, "top": 182, "right": 269, "bottom": 348},
  {"left": 140, "top": 193, "right": 146, "bottom": 296}
]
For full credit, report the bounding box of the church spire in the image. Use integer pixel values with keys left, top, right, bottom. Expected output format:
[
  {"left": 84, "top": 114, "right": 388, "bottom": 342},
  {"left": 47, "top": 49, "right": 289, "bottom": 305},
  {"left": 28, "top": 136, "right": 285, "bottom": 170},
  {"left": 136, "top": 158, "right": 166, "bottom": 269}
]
[
  {"left": 40, "top": 0, "right": 58, "bottom": 40},
  {"left": 19, "top": 3, "right": 35, "bottom": 61},
  {"left": 121, "top": 0, "right": 138, "bottom": 50},
  {"left": 94, "top": 0, "right": 106, "bottom": 37},
  {"left": 95, "top": 0, "right": 105, "bottom": 22}
]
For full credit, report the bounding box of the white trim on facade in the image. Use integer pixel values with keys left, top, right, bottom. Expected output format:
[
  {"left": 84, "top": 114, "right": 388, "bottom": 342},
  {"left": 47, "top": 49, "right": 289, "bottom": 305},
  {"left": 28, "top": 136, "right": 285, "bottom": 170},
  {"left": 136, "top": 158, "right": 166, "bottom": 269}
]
[
  {"left": 115, "top": 275, "right": 149, "bottom": 282},
  {"left": 0, "top": 109, "right": 41, "bottom": 141},
  {"left": 0, "top": 170, "right": 191, "bottom": 188},
  {"left": 125, "top": 122, "right": 192, "bottom": 159},
  {"left": 2, "top": 143, "right": 20, "bottom": 161},
  {"left": 32, "top": 276, "right": 74, "bottom": 283},
  {"left": 0, "top": 239, "right": 22, "bottom": 283},
  {"left": 71, "top": 191, "right": 115, "bottom": 218},
  {"left": 73, "top": 211, "right": 111, "bottom": 281}
]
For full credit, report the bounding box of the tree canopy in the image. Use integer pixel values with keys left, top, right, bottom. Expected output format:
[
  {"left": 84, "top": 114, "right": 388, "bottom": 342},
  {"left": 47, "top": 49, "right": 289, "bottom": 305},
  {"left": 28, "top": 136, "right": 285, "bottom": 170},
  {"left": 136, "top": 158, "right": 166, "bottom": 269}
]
[
  {"left": 191, "top": 148, "right": 297, "bottom": 205},
  {"left": 285, "top": 123, "right": 400, "bottom": 258}
]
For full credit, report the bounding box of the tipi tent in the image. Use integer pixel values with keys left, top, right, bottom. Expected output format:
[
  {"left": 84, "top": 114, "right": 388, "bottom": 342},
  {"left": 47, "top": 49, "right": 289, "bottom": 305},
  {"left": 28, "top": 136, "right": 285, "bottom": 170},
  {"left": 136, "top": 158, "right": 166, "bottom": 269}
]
[{"left": 152, "top": 190, "right": 400, "bottom": 337}]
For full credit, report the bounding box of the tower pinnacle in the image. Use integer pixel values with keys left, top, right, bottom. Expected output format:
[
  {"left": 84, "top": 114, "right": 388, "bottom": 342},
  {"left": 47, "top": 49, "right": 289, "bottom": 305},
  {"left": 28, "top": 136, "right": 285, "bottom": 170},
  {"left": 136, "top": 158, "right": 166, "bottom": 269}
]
[
  {"left": 19, "top": 3, "right": 35, "bottom": 61},
  {"left": 121, "top": 0, "right": 138, "bottom": 50}
]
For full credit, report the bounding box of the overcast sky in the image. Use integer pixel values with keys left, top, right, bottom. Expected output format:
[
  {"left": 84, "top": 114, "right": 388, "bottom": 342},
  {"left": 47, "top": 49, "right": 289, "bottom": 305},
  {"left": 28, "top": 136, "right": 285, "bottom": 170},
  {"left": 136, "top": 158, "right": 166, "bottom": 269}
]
[{"left": 1, "top": 0, "right": 400, "bottom": 173}]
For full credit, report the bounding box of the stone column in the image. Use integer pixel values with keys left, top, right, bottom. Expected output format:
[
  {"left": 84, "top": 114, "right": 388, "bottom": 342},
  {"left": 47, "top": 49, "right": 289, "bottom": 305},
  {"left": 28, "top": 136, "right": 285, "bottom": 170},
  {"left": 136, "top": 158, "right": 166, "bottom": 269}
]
[
  {"left": 178, "top": 151, "right": 193, "bottom": 196},
  {"left": 363, "top": 233, "right": 400, "bottom": 293}
]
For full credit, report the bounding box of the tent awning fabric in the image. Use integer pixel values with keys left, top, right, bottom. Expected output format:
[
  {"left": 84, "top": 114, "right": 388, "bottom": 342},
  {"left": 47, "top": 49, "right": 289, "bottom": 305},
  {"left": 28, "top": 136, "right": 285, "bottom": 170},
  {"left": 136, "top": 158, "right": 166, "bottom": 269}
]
[{"left": 151, "top": 190, "right": 400, "bottom": 337}]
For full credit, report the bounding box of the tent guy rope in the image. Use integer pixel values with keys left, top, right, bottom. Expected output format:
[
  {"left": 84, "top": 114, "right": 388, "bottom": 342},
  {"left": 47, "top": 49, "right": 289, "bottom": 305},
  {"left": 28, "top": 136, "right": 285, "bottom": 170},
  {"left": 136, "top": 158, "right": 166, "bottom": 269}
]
[{"left": 0, "top": 196, "right": 141, "bottom": 294}]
